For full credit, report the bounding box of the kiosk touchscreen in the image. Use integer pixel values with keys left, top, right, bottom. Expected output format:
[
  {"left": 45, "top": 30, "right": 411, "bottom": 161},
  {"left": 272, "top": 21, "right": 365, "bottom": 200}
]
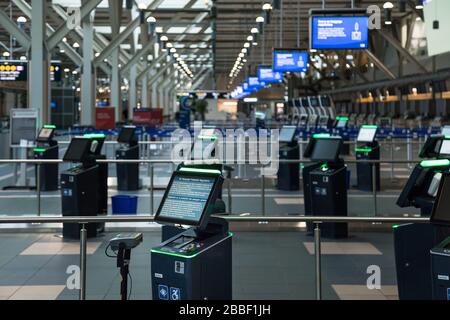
[
  {"left": 356, "top": 126, "right": 377, "bottom": 143},
  {"left": 151, "top": 168, "right": 232, "bottom": 300},
  {"left": 34, "top": 125, "right": 59, "bottom": 191},
  {"left": 335, "top": 117, "right": 348, "bottom": 129},
  {"left": 355, "top": 125, "right": 380, "bottom": 192},
  {"left": 305, "top": 136, "right": 348, "bottom": 238},
  {"left": 441, "top": 126, "right": 450, "bottom": 136},
  {"left": 116, "top": 126, "right": 140, "bottom": 191},
  {"left": 277, "top": 126, "right": 300, "bottom": 191},
  {"left": 61, "top": 137, "right": 99, "bottom": 239}
]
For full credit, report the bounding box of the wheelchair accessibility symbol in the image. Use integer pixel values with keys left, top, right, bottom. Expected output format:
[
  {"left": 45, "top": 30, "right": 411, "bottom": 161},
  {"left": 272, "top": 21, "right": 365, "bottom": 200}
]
[{"left": 170, "top": 287, "right": 181, "bottom": 300}]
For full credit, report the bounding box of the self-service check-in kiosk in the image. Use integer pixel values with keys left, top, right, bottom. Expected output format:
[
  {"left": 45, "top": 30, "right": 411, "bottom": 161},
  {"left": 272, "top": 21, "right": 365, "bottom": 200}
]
[
  {"left": 395, "top": 135, "right": 450, "bottom": 300},
  {"left": 304, "top": 136, "right": 348, "bottom": 238},
  {"left": 151, "top": 167, "right": 232, "bottom": 300},
  {"left": 429, "top": 174, "right": 450, "bottom": 300},
  {"left": 277, "top": 125, "right": 300, "bottom": 191},
  {"left": 116, "top": 126, "right": 140, "bottom": 191},
  {"left": 61, "top": 137, "right": 100, "bottom": 239},
  {"left": 33, "top": 125, "right": 58, "bottom": 191},
  {"left": 355, "top": 125, "right": 380, "bottom": 192}
]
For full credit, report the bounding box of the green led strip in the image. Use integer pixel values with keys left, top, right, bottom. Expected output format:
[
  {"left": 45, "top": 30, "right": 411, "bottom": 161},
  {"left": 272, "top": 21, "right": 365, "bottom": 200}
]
[
  {"left": 151, "top": 232, "right": 233, "bottom": 258},
  {"left": 355, "top": 148, "right": 373, "bottom": 153},
  {"left": 33, "top": 148, "right": 46, "bottom": 152},
  {"left": 336, "top": 117, "right": 349, "bottom": 121},
  {"left": 392, "top": 225, "right": 400, "bottom": 229},
  {"left": 420, "top": 159, "right": 450, "bottom": 168},
  {"left": 43, "top": 125, "right": 56, "bottom": 129},
  {"left": 313, "top": 133, "right": 331, "bottom": 139},
  {"left": 179, "top": 167, "right": 222, "bottom": 175},
  {"left": 362, "top": 125, "right": 378, "bottom": 129},
  {"left": 83, "top": 134, "right": 106, "bottom": 139},
  {"left": 197, "top": 135, "right": 218, "bottom": 141}
]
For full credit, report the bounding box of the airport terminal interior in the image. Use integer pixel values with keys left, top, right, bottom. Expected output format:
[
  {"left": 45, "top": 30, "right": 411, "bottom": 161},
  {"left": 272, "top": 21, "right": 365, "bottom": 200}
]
[{"left": 0, "top": 0, "right": 449, "bottom": 302}]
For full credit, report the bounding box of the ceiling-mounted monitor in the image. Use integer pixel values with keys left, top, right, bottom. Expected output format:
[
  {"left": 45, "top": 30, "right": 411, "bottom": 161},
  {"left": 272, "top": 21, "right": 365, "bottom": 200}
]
[
  {"left": 273, "top": 49, "right": 309, "bottom": 73},
  {"left": 257, "top": 66, "right": 283, "bottom": 83},
  {"left": 310, "top": 12, "right": 369, "bottom": 50}
]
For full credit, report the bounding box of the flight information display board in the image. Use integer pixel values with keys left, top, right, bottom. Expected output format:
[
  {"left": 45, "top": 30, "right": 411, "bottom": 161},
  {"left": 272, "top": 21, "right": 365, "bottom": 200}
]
[
  {"left": 258, "top": 67, "right": 283, "bottom": 83},
  {"left": 310, "top": 16, "right": 369, "bottom": 50},
  {"left": 0, "top": 62, "right": 27, "bottom": 81},
  {"left": 273, "top": 51, "right": 309, "bottom": 73},
  {"left": 248, "top": 77, "right": 265, "bottom": 90}
]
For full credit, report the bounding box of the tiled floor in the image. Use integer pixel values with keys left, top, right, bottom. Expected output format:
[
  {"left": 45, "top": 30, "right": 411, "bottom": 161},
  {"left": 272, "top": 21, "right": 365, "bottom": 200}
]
[
  {"left": 332, "top": 285, "right": 398, "bottom": 300},
  {"left": 303, "top": 242, "right": 383, "bottom": 255},
  {"left": 0, "top": 231, "right": 399, "bottom": 300}
]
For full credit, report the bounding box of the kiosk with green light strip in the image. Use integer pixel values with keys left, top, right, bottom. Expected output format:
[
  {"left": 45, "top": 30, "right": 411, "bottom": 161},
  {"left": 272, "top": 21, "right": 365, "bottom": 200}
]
[
  {"left": 303, "top": 134, "right": 348, "bottom": 238},
  {"left": 355, "top": 125, "right": 380, "bottom": 191},
  {"left": 151, "top": 167, "right": 232, "bottom": 300},
  {"left": 33, "top": 125, "right": 58, "bottom": 191},
  {"left": 395, "top": 135, "right": 450, "bottom": 300}
]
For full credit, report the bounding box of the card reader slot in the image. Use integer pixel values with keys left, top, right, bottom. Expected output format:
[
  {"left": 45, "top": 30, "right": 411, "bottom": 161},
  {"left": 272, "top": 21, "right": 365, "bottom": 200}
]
[{"left": 167, "top": 236, "right": 195, "bottom": 249}]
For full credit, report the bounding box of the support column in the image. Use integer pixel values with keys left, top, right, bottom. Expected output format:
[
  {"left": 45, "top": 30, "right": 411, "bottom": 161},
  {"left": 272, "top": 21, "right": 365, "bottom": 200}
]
[
  {"left": 141, "top": 69, "right": 148, "bottom": 109},
  {"left": 111, "top": 49, "right": 120, "bottom": 121},
  {"left": 81, "top": 9, "right": 96, "bottom": 126},
  {"left": 129, "top": 64, "right": 137, "bottom": 119},
  {"left": 151, "top": 79, "right": 157, "bottom": 108},
  {"left": 29, "top": 0, "right": 49, "bottom": 127}
]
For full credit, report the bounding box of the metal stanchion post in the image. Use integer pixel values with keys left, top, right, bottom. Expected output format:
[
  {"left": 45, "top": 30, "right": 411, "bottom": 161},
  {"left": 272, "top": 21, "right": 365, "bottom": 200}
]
[
  {"left": 150, "top": 165, "right": 154, "bottom": 215},
  {"left": 314, "top": 223, "right": 322, "bottom": 300},
  {"left": 407, "top": 136, "right": 413, "bottom": 168},
  {"left": 261, "top": 172, "right": 265, "bottom": 216},
  {"left": 227, "top": 174, "right": 232, "bottom": 215},
  {"left": 79, "top": 224, "right": 87, "bottom": 300},
  {"left": 390, "top": 137, "right": 394, "bottom": 180},
  {"left": 37, "top": 163, "right": 41, "bottom": 216},
  {"left": 372, "top": 164, "right": 378, "bottom": 216}
]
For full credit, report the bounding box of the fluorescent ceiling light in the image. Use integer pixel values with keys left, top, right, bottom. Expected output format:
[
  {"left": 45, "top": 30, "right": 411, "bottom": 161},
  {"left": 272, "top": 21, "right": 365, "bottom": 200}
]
[
  {"left": 158, "top": 0, "right": 190, "bottom": 9},
  {"left": 167, "top": 26, "right": 187, "bottom": 34},
  {"left": 186, "top": 27, "right": 203, "bottom": 34}
]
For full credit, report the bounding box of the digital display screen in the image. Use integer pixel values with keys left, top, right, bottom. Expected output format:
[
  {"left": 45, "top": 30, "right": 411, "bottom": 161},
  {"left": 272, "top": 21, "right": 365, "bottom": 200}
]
[
  {"left": 357, "top": 127, "right": 377, "bottom": 143},
  {"left": 248, "top": 77, "right": 265, "bottom": 90},
  {"left": 441, "top": 126, "right": 450, "bottom": 136},
  {"left": 242, "top": 81, "right": 249, "bottom": 92},
  {"left": 63, "top": 138, "right": 91, "bottom": 162},
  {"left": 439, "top": 140, "right": 450, "bottom": 155},
  {"left": 273, "top": 51, "right": 308, "bottom": 73},
  {"left": 0, "top": 62, "right": 27, "bottom": 81},
  {"left": 431, "top": 173, "right": 450, "bottom": 226},
  {"left": 38, "top": 128, "right": 54, "bottom": 140},
  {"left": 279, "top": 126, "right": 297, "bottom": 142},
  {"left": 301, "top": 97, "right": 310, "bottom": 107},
  {"left": 258, "top": 67, "right": 283, "bottom": 83},
  {"left": 309, "top": 97, "right": 320, "bottom": 107},
  {"left": 157, "top": 175, "right": 216, "bottom": 224},
  {"left": 50, "top": 64, "right": 61, "bottom": 82},
  {"left": 310, "top": 138, "right": 341, "bottom": 162},
  {"left": 310, "top": 16, "right": 369, "bottom": 50},
  {"left": 336, "top": 119, "right": 348, "bottom": 128},
  {"left": 118, "top": 126, "right": 136, "bottom": 143}
]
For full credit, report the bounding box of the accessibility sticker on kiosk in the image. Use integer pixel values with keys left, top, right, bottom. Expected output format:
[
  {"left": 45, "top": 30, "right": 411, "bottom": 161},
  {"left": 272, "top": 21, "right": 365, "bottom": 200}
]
[
  {"left": 170, "top": 287, "right": 181, "bottom": 300},
  {"left": 158, "top": 285, "right": 169, "bottom": 300},
  {"left": 447, "top": 288, "right": 450, "bottom": 300}
]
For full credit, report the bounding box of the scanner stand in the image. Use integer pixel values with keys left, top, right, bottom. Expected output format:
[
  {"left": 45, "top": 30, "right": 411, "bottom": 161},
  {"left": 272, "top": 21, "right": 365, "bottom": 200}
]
[{"left": 117, "top": 243, "right": 131, "bottom": 301}]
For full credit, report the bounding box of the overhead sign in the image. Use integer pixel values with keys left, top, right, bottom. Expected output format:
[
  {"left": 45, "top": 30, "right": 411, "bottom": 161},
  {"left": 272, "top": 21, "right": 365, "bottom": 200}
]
[
  {"left": 133, "top": 108, "right": 163, "bottom": 126},
  {"left": 273, "top": 50, "right": 309, "bottom": 73},
  {"left": 258, "top": 67, "right": 283, "bottom": 83},
  {"left": 10, "top": 109, "right": 38, "bottom": 146},
  {"left": 95, "top": 107, "right": 115, "bottom": 130},
  {"left": 310, "top": 16, "right": 369, "bottom": 50},
  {"left": 50, "top": 64, "right": 62, "bottom": 82},
  {"left": 248, "top": 77, "right": 265, "bottom": 90},
  {"left": 0, "top": 62, "right": 27, "bottom": 81}
]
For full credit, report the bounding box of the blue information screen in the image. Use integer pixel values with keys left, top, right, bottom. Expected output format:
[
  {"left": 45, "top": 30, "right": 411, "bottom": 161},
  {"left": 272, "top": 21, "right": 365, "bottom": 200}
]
[
  {"left": 258, "top": 67, "right": 283, "bottom": 83},
  {"left": 273, "top": 51, "right": 309, "bottom": 73},
  {"left": 310, "top": 16, "right": 369, "bottom": 49},
  {"left": 248, "top": 77, "right": 265, "bottom": 90}
]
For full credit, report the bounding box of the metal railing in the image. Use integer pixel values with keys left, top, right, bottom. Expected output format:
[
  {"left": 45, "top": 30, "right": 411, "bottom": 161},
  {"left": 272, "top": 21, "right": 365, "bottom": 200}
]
[
  {"left": 0, "top": 158, "right": 419, "bottom": 217},
  {"left": 0, "top": 214, "right": 429, "bottom": 300}
]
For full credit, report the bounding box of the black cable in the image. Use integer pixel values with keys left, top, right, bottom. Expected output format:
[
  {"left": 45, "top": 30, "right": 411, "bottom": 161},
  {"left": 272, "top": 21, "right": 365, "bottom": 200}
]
[
  {"left": 104, "top": 243, "right": 117, "bottom": 258},
  {"left": 128, "top": 272, "right": 133, "bottom": 300}
]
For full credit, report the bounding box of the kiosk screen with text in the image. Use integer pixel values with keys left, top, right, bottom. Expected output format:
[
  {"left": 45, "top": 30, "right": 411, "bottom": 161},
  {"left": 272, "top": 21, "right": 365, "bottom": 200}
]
[
  {"left": 159, "top": 175, "right": 215, "bottom": 223},
  {"left": 311, "top": 16, "right": 369, "bottom": 49},
  {"left": 357, "top": 128, "right": 377, "bottom": 143},
  {"left": 440, "top": 140, "right": 450, "bottom": 155}
]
